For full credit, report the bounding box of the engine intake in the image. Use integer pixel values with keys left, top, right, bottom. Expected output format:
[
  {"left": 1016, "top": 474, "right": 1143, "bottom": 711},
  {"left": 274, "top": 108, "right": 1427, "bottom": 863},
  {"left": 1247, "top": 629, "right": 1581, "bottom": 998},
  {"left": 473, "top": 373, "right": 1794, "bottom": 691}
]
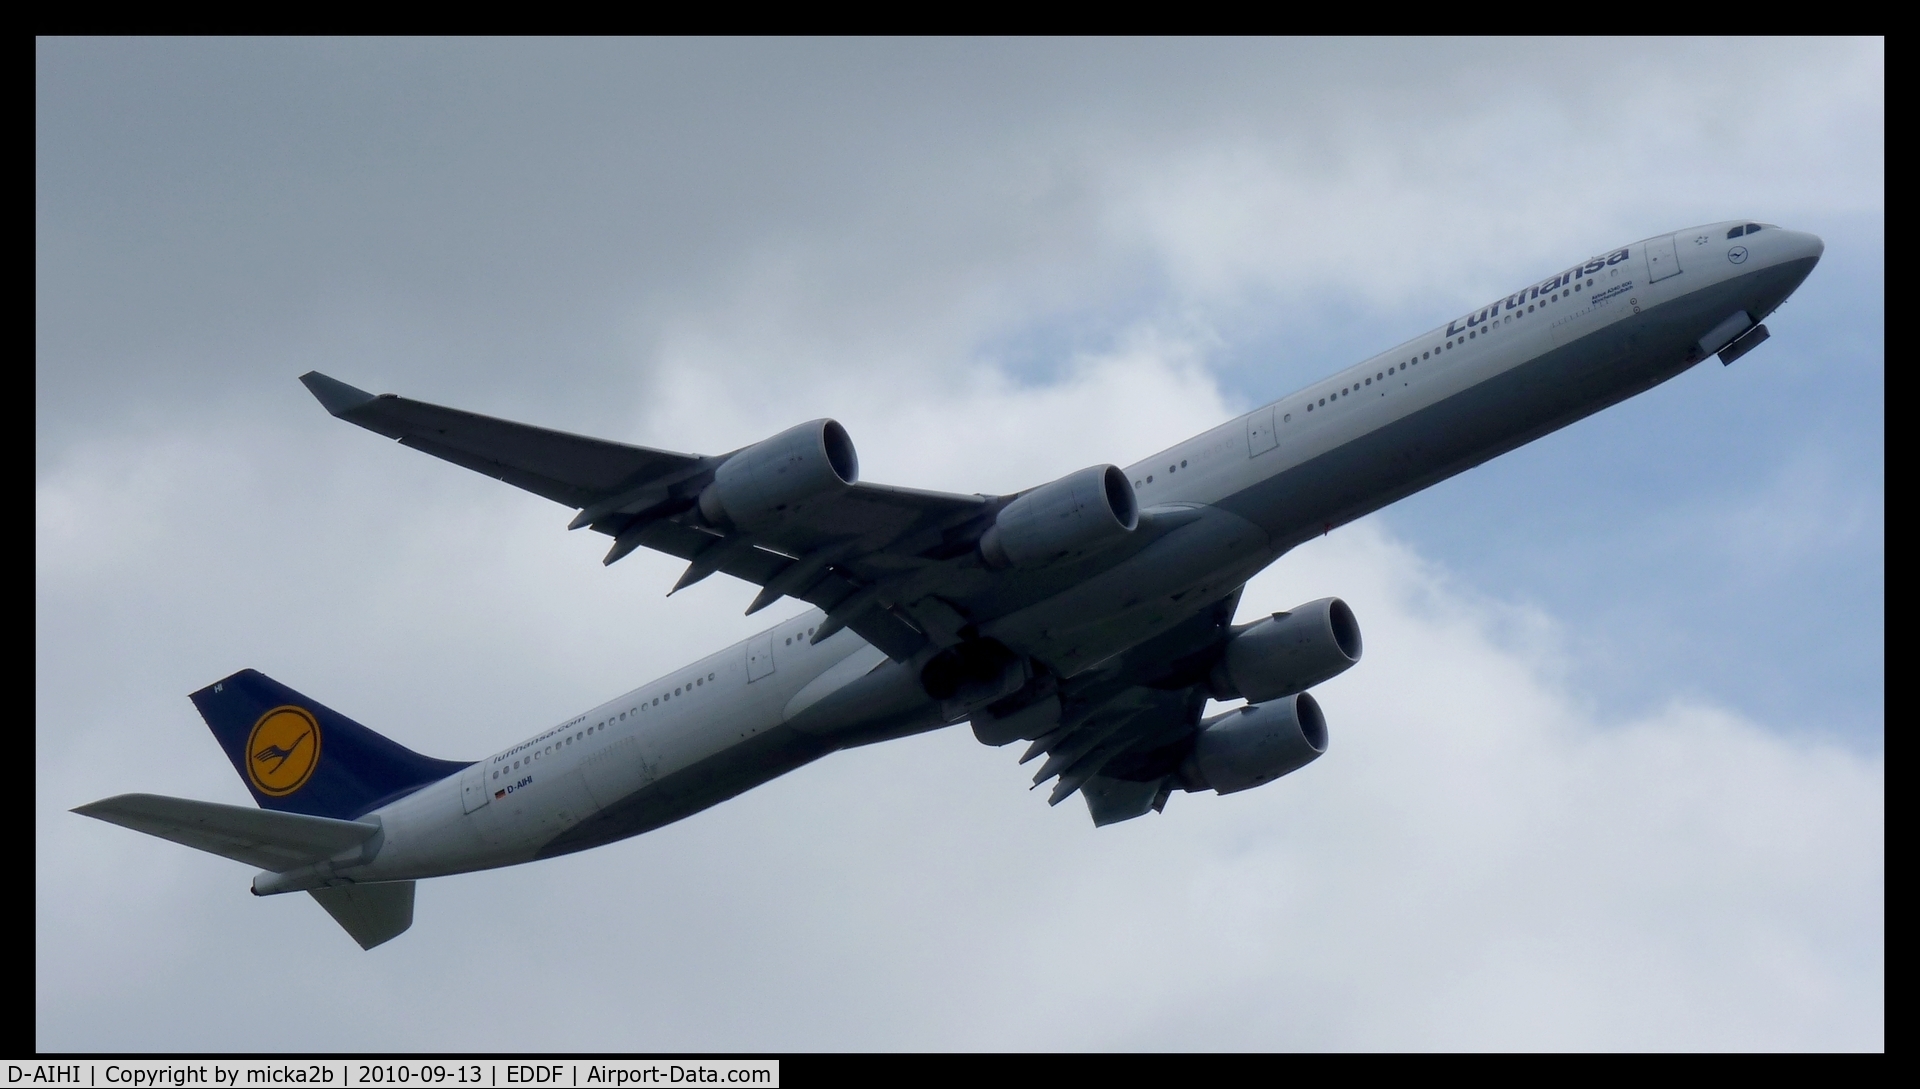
[
  {"left": 1210, "top": 597, "right": 1361, "bottom": 704},
  {"left": 698, "top": 419, "right": 858, "bottom": 530},
  {"left": 979, "top": 464, "right": 1138, "bottom": 569},
  {"left": 1182, "top": 692, "right": 1327, "bottom": 794}
]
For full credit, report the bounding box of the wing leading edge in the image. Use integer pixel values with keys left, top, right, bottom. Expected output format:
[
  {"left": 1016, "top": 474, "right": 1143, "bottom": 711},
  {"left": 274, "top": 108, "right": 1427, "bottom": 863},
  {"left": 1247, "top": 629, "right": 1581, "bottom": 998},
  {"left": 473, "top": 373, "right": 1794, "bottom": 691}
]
[
  {"left": 299, "top": 371, "right": 711, "bottom": 511},
  {"left": 301, "top": 373, "right": 990, "bottom": 661}
]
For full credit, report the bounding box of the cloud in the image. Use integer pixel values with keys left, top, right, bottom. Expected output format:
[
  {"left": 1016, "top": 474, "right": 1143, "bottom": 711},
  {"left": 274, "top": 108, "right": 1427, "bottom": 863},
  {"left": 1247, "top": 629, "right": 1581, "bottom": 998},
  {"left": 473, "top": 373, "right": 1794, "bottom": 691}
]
[
  {"left": 38, "top": 344, "right": 1880, "bottom": 1051},
  {"left": 1653, "top": 448, "right": 1883, "bottom": 584},
  {"left": 37, "top": 38, "right": 1881, "bottom": 1051},
  {"left": 36, "top": 39, "right": 1885, "bottom": 436},
  {"left": 1096, "top": 39, "right": 1884, "bottom": 320}
]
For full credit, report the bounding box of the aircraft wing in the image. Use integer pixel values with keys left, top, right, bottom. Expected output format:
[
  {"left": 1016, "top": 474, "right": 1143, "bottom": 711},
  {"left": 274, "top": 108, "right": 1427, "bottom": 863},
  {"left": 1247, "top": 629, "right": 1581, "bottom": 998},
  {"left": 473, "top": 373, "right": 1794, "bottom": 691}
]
[
  {"left": 300, "top": 372, "right": 711, "bottom": 510},
  {"left": 1012, "top": 588, "right": 1243, "bottom": 825},
  {"left": 302, "top": 373, "right": 991, "bottom": 661}
]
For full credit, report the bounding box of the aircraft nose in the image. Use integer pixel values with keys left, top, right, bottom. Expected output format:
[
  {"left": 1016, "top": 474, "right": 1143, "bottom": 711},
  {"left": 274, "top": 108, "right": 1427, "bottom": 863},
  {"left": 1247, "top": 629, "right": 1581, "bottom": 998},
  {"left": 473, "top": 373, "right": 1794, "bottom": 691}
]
[{"left": 1777, "top": 229, "right": 1825, "bottom": 266}]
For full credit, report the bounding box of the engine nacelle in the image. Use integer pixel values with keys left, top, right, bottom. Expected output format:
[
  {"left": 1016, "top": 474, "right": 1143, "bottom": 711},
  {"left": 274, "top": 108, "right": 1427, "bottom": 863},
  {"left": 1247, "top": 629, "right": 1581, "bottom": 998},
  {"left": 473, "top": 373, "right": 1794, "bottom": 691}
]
[
  {"left": 1210, "top": 597, "right": 1362, "bottom": 704},
  {"left": 698, "top": 419, "right": 858, "bottom": 530},
  {"left": 1182, "top": 692, "right": 1327, "bottom": 794},
  {"left": 979, "top": 464, "right": 1138, "bottom": 569}
]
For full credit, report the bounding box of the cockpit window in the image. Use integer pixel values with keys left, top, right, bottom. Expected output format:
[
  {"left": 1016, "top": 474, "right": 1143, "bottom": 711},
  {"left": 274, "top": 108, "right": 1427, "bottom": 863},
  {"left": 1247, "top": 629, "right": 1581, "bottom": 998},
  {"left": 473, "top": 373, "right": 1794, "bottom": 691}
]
[
  {"left": 1745, "top": 223, "right": 1763, "bottom": 233},
  {"left": 1727, "top": 226, "right": 1745, "bottom": 239}
]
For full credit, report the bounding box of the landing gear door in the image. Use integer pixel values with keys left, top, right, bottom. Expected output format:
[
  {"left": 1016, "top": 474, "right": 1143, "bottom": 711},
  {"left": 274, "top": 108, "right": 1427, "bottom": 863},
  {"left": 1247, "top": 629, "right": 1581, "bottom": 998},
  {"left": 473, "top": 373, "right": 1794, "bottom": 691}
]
[
  {"left": 1645, "top": 233, "right": 1682, "bottom": 283},
  {"left": 461, "top": 759, "right": 489, "bottom": 813},
  {"left": 747, "top": 632, "right": 776, "bottom": 682}
]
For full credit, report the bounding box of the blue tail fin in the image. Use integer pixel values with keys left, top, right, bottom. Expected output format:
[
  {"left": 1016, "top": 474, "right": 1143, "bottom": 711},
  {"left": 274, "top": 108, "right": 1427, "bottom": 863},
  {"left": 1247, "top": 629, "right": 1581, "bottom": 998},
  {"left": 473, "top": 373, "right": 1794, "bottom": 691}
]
[{"left": 191, "top": 669, "right": 469, "bottom": 820}]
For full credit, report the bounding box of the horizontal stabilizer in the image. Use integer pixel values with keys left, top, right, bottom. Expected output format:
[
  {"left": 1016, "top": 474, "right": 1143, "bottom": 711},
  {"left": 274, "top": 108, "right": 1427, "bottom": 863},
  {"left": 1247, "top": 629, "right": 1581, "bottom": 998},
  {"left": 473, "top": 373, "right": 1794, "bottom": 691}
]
[
  {"left": 73, "top": 793, "right": 380, "bottom": 872},
  {"left": 310, "top": 881, "right": 414, "bottom": 950}
]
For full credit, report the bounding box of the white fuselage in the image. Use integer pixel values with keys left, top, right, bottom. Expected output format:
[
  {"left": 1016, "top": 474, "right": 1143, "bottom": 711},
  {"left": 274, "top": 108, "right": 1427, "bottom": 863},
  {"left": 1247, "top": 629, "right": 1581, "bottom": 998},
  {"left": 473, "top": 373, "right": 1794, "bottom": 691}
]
[{"left": 312, "top": 221, "right": 1823, "bottom": 889}]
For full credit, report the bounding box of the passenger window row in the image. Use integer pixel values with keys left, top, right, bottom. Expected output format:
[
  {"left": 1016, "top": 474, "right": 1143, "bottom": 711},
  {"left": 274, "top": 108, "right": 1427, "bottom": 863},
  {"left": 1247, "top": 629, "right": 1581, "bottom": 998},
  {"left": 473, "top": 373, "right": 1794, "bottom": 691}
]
[
  {"left": 1295, "top": 273, "right": 1598, "bottom": 419},
  {"left": 1304, "top": 357, "right": 1418, "bottom": 414},
  {"left": 491, "top": 668, "right": 720, "bottom": 780},
  {"left": 1132, "top": 463, "right": 1188, "bottom": 488}
]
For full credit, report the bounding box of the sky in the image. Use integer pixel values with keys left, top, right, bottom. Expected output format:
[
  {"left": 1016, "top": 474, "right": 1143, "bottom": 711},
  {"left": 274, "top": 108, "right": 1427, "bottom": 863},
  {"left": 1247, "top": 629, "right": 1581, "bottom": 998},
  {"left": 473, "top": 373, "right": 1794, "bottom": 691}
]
[{"left": 37, "top": 38, "right": 1882, "bottom": 1051}]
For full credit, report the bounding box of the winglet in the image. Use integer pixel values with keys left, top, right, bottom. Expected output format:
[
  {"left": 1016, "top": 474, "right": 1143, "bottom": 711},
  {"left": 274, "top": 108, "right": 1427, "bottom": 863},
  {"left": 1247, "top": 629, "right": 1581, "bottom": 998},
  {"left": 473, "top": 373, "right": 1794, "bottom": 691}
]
[{"left": 299, "top": 372, "right": 379, "bottom": 417}]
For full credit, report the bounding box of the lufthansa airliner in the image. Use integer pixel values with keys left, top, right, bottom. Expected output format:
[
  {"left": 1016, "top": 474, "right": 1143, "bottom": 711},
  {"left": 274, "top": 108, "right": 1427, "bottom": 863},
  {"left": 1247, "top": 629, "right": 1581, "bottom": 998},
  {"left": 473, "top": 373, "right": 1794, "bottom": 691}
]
[{"left": 77, "top": 219, "right": 1821, "bottom": 948}]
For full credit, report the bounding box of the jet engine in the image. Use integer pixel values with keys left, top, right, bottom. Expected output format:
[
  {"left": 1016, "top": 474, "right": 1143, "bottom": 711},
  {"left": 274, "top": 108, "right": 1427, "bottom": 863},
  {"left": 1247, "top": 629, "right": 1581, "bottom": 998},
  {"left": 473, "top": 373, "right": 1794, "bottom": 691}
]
[
  {"left": 1209, "top": 597, "right": 1361, "bottom": 704},
  {"left": 979, "top": 464, "right": 1138, "bottom": 569},
  {"left": 1181, "top": 692, "right": 1327, "bottom": 794},
  {"left": 697, "top": 419, "right": 858, "bottom": 530}
]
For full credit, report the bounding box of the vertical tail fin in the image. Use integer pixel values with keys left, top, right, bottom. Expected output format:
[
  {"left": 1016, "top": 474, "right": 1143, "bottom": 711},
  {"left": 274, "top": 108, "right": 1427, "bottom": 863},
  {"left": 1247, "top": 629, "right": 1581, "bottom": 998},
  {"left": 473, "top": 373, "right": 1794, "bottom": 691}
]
[{"left": 191, "top": 669, "right": 468, "bottom": 820}]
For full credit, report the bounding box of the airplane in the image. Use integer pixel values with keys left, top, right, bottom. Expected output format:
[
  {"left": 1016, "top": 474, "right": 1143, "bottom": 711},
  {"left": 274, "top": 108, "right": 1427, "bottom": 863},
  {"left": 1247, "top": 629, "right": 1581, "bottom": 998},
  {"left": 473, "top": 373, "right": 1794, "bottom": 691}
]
[{"left": 75, "top": 220, "right": 1822, "bottom": 949}]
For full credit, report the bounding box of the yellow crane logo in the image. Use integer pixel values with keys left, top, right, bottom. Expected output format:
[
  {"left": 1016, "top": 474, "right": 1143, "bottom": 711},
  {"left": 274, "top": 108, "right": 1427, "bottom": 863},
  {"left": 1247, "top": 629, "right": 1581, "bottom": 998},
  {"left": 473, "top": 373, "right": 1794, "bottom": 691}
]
[{"left": 246, "top": 706, "right": 322, "bottom": 796}]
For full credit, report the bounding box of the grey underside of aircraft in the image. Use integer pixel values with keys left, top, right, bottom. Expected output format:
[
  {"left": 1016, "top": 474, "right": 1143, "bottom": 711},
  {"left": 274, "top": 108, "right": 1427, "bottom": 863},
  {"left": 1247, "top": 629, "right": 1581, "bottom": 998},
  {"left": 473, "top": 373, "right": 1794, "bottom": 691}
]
[{"left": 306, "top": 251, "right": 1815, "bottom": 845}]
